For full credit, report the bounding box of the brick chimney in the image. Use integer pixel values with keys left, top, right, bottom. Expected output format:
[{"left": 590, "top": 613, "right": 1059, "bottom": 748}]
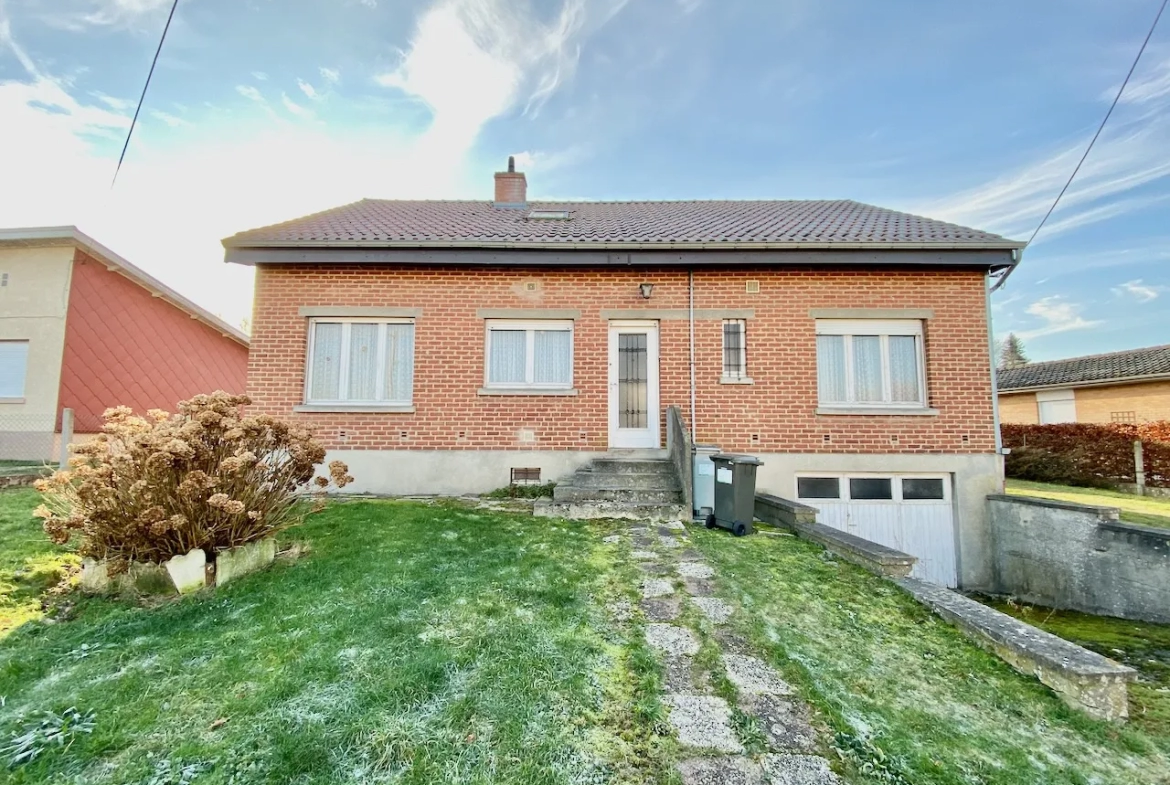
[{"left": 493, "top": 156, "right": 527, "bottom": 207}]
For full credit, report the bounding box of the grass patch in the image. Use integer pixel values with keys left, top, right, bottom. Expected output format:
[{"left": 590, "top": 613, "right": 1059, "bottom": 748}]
[
  {"left": 691, "top": 527, "right": 1170, "bottom": 784},
  {"left": 0, "top": 499, "right": 675, "bottom": 784},
  {"left": 482, "top": 482, "right": 557, "bottom": 500},
  {"left": 0, "top": 489, "right": 79, "bottom": 637},
  {"left": 1006, "top": 479, "right": 1170, "bottom": 529},
  {"left": 979, "top": 597, "right": 1170, "bottom": 743},
  {"left": 0, "top": 461, "right": 46, "bottom": 477}
]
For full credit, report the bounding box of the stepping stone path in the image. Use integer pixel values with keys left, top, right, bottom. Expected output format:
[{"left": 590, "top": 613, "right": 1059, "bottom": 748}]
[{"left": 617, "top": 518, "right": 843, "bottom": 785}]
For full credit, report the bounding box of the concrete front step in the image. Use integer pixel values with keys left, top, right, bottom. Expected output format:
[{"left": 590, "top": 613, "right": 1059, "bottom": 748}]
[
  {"left": 570, "top": 471, "right": 682, "bottom": 491},
  {"left": 587, "top": 459, "right": 677, "bottom": 475},
  {"left": 534, "top": 499, "right": 688, "bottom": 521},
  {"left": 554, "top": 485, "right": 684, "bottom": 504}
]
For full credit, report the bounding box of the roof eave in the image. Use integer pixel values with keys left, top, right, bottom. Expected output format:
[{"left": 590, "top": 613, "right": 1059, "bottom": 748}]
[
  {"left": 1, "top": 226, "right": 250, "bottom": 347},
  {"left": 222, "top": 238, "right": 1027, "bottom": 252}
]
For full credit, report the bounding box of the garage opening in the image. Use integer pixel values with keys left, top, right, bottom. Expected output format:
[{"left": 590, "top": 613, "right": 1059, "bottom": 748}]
[{"left": 796, "top": 473, "right": 957, "bottom": 587}]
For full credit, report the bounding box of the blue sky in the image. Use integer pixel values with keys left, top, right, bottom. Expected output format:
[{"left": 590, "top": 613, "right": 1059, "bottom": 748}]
[{"left": 1, "top": 0, "right": 1167, "bottom": 360}]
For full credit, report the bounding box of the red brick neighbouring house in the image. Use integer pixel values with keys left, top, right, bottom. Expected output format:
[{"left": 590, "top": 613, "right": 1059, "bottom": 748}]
[
  {"left": 225, "top": 161, "right": 1024, "bottom": 588},
  {"left": 0, "top": 226, "right": 249, "bottom": 459}
]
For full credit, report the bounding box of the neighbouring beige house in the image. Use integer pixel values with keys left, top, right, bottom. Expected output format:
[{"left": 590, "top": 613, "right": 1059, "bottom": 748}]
[{"left": 998, "top": 344, "right": 1170, "bottom": 424}]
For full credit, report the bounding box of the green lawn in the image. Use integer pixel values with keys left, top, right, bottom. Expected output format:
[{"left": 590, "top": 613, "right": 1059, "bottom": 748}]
[
  {"left": 0, "top": 488, "right": 78, "bottom": 635},
  {"left": 690, "top": 527, "right": 1170, "bottom": 785},
  {"left": 979, "top": 597, "right": 1170, "bottom": 742},
  {"left": 0, "top": 496, "right": 672, "bottom": 784},
  {"left": 1006, "top": 479, "right": 1170, "bottom": 529}
]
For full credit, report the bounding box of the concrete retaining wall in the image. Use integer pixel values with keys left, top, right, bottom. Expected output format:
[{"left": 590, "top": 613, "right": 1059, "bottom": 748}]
[{"left": 987, "top": 495, "right": 1170, "bottom": 624}]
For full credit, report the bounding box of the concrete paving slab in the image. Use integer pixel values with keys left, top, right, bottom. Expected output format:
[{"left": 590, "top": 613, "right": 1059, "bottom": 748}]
[
  {"left": 663, "top": 654, "right": 711, "bottom": 694},
  {"left": 741, "top": 695, "right": 818, "bottom": 752},
  {"left": 692, "top": 596, "right": 733, "bottom": 624},
  {"left": 759, "top": 754, "right": 842, "bottom": 785},
  {"left": 683, "top": 577, "right": 717, "bottom": 597},
  {"left": 677, "top": 561, "right": 716, "bottom": 579},
  {"left": 641, "top": 596, "right": 682, "bottom": 621},
  {"left": 642, "top": 578, "right": 675, "bottom": 598},
  {"left": 666, "top": 694, "right": 744, "bottom": 752},
  {"left": 678, "top": 756, "right": 764, "bottom": 785},
  {"left": 646, "top": 623, "right": 701, "bottom": 656},
  {"left": 723, "top": 654, "right": 795, "bottom": 696},
  {"left": 632, "top": 550, "right": 659, "bottom": 560}
]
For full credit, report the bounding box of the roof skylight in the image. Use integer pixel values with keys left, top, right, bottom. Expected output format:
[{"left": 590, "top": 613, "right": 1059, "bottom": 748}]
[{"left": 528, "top": 209, "right": 570, "bottom": 220}]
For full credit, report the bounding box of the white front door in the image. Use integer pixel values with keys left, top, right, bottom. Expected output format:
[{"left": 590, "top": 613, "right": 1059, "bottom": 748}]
[{"left": 608, "top": 322, "right": 660, "bottom": 449}]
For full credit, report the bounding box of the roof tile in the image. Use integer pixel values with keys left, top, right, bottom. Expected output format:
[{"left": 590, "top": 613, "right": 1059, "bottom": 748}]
[
  {"left": 998, "top": 345, "right": 1170, "bottom": 390},
  {"left": 224, "top": 199, "right": 1021, "bottom": 248}
]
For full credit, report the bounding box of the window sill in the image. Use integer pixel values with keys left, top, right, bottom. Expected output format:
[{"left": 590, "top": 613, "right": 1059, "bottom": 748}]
[
  {"left": 0, "top": 397, "right": 25, "bottom": 404},
  {"left": 816, "top": 406, "right": 938, "bottom": 416},
  {"left": 720, "top": 376, "right": 753, "bottom": 385},
  {"left": 478, "top": 387, "right": 579, "bottom": 396},
  {"left": 294, "top": 404, "right": 415, "bottom": 413}
]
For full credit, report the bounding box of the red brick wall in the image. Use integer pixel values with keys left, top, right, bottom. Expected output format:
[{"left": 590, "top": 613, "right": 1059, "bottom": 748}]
[
  {"left": 249, "top": 264, "right": 996, "bottom": 453},
  {"left": 58, "top": 250, "right": 250, "bottom": 431}
]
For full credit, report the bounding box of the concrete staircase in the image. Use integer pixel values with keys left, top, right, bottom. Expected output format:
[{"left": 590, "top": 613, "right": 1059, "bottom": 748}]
[{"left": 534, "top": 452, "right": 688, "bottom": 521}]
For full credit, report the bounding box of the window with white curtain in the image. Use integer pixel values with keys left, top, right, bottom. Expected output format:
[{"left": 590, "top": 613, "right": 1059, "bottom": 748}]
[
  {"left": 306, "top": 319, "right": 414, "bottom": 405},
  {"left": 815, "top": 320, "right": 925, "bottom": 407},
  {"left": 485, "top": 320, "right": 573, "bottom": 389}
]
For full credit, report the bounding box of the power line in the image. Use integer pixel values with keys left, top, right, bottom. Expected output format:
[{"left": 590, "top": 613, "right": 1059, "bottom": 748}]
[
  {"left": 1026, "top": 0, "right": 1168, "bottom": 246},
  {"left": 112, "top": 0, "right": 181, "bottom": 187}
]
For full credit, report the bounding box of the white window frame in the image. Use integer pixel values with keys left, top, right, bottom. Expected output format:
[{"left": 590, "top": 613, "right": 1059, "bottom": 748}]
[
  {"left": 815, "top": 319, "right": 927, "bottom": 408},
  {"left": 0, "top": 340, "right": 29, "bottom": 401},
  {"left": 304, "top": 317, "right": 415, "bottom": 406},
  {"left": 795, "top": 473, "right": 950, "bottom": 505},
  {"left": 721, "top": 319, "right": 748, "bottom": 380},
  {"left": 483, "top": 319, "right": 574, "bottom": 390}
]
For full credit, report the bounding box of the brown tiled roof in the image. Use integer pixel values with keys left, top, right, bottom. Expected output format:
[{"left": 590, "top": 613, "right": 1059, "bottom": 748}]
[
  {"left": 224, "top": 199, "right": 1023, "bottom": 249},
  {"left": 998, "top": 345, "right": 1170, "bottom": 391}
]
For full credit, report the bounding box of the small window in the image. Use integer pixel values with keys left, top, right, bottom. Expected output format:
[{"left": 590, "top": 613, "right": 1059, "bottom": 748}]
[
  {"left": 510, "top": 467, "right": 541, "bottom": 485},
  {"left": 306, "top": 319, "right": 414, "bottom": 405},
  {"left": 1110, "top": 411, "right": 1136, "bottom": 424},
  {"left": 797, "top": 477, "right": 840, "bottom": 499},
  {"left": 816, "top": 320, "right": 925, "bottom": 407},
  {"left": 722, "top": 320, "right": 747, "bottom": 379},
  {"left": 849, "top": 477, "right": 893, "bottom": 500},
  {"left": 485, "top": 320, "right": 573, "bottom": 389},
  {"left": 0, "top": 341, "right": 29, "bottom": 399},
  {"left": 901, "top": 478, "right": 945, "bottom": 500},
  {"left": 528, "top": 209, "right": 570, "bottom": 220}
]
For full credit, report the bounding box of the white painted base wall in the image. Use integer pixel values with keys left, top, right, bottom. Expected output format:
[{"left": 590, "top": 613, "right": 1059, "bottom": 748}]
[{"left": 325, "top": 449, "right": 605, "bottom": 497}]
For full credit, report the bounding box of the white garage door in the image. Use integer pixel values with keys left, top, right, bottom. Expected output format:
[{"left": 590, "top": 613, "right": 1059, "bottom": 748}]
[{"left": 796, "top": 474, "right": 957, "bottom": 587}]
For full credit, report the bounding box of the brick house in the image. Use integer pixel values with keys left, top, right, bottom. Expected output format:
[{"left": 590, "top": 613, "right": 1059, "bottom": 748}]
[
  {"left": 998, "top": 344, "right": 1170, "bottom": 425},
  {"left": 0, "top": 226, "right": 249, "bottom": 461},
  {"left": 225, "top": 161, "right": 1024, "bottom": 588}
]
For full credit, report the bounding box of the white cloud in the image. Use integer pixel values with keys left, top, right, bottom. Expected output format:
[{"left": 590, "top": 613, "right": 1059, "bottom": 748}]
[
  {"left": 297, "top": 78, "right": 319, "bottom": 100},
  {"left": 1114, "top": 55, "right": 1170, "bottom": 106},
  {"left": 376, "top": 0, "right": 630, "bottom": 155},
  {"left": 235, "top": 84, "right": 264, "bottom": 103},
  {"left": 92, "top": 91, "right": 132, "bottom": 111},
  {"left": 39, "top": 0, "right": 174, "bottom": 30},
  {"left": 252, "top": 71, "right": 269, "bottom": 81},
  {"left": 1112, "top": 279, "right": 1166, "bottom": 303},
  {"left": 319, "top": 67, "right": 340, "bottom": 84},
  {"left": 1016, "top": 296, "right": 1103, "bottom": 340},
  {"left": 149, "top": 108, "right": 186, "bottom": 127},
  {"left": 281, "top": 92, "right": 314, "bottom": 119}
]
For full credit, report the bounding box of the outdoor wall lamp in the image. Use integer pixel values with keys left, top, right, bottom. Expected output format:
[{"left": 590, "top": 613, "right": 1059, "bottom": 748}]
[{"left": 639, "top": 283, "right": 655, "bottom": 299}]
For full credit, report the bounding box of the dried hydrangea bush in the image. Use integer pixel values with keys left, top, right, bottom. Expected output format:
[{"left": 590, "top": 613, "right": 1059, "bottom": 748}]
[{"left": 34, "top": 391, "right": 352, "bottom": 575}]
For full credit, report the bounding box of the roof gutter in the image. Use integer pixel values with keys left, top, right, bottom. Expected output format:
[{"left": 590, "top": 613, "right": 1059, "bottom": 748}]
[
  {"left": 989, "top": 247, "right": 1024, "bottom": 292},
  {"left": 222, "top": 238, "right": 1027, "bottom": 253},
  {"left": 0, "top": 226, "right": 250, "bottom": 346}
]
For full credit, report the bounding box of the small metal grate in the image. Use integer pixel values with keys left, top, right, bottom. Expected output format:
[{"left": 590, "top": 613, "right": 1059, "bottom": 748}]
[
  {"left": 1111, "top": 411, "right": 1137, "bottom": 424},
  {"left": 511, "top": 467, "right": 541, "bottom": 485}
]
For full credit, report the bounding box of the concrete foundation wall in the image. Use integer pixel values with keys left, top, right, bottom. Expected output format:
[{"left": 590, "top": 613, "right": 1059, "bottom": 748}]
[
  {"left": 752, "top": 452, "right": 1002, "bottom": 588},
  {"left": 987, "top": 495, "right": 1170, "bottom": 623},
  {"left": 325, "top": 449, "right": 605, "bottom": 496}
]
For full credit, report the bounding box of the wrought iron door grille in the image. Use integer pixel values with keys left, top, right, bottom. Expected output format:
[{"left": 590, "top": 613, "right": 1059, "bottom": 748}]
[{"left": 618, "top": 333, "right": 648, "bottom": 428}]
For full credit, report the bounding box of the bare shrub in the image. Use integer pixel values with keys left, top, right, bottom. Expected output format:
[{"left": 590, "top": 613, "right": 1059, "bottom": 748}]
[{"left": 34, "top": 392, "right": 352, "bottom": 574}]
